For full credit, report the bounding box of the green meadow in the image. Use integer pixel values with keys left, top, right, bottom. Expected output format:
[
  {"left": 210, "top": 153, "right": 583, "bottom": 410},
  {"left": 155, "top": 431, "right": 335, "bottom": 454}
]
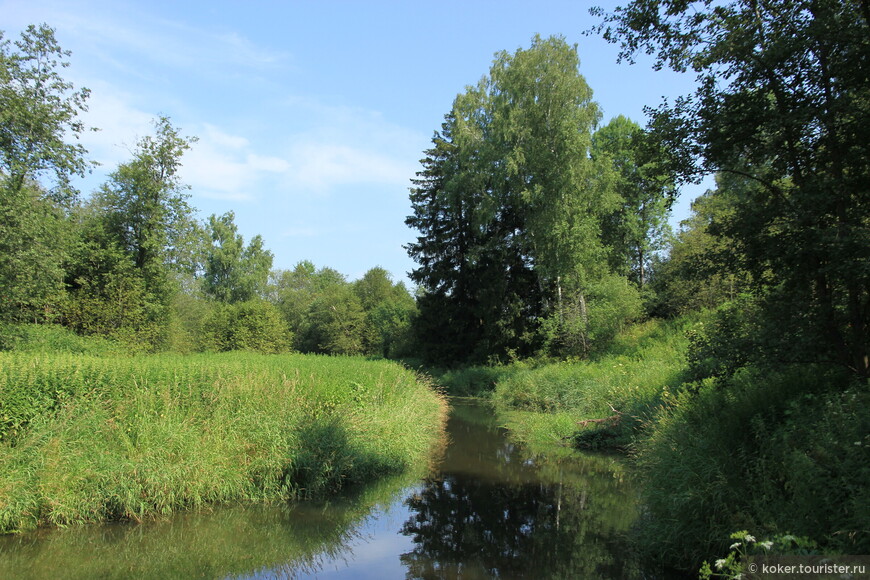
[{"left": 0, "top": 346, "right": 446, "bottom": 533}]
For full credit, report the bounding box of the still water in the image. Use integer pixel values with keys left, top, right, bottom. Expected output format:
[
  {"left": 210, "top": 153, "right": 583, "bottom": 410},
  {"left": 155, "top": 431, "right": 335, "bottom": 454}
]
[{"left": 0, "top": 399, "right": 669, "bottom": 579}]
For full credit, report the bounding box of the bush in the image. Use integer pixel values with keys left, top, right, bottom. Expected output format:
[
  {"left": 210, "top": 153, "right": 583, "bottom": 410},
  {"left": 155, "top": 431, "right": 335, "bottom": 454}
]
[
  {"left": 199, "top": 299, "right": 292, "bottom": 354},
  {"left": 685, "top": 295, "right": 760, "bottom": 383},
  {"left": 0, "top": 323, "right": 123, "bottom": 356},
  {"left": 540, "top": 273, "right": 643, "bottom": 358}
]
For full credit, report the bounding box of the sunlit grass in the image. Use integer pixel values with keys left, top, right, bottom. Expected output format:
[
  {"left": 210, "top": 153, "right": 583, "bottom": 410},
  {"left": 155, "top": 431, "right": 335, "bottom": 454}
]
[
  {"left": 0, "top": 352, "right": 447, "bottom": 532},
  {"left": 489, "top": 316, "right": 697, "bottom": 450}
]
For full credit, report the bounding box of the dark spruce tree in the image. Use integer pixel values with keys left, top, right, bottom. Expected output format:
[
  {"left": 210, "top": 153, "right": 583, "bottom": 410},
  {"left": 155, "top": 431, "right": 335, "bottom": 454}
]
[{"left": 406, "top": 114, "right": 540, "bottom": 364}]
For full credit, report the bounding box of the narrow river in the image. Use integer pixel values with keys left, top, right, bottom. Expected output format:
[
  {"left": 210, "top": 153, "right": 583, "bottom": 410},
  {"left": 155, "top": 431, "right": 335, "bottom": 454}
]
[{"left": 0, "top": 399, "right": 680, "bottom": 579}]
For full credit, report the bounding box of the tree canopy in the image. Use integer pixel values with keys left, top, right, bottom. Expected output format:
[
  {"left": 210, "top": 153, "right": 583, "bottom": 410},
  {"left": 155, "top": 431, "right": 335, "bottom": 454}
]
[
  {"left": 0, "top": 24, "right": 93, "bottom": 201},
  {"left": 594, "top": 0, "right": 870, "bottom": 376},
  {"left": 407, "top": 35, "right": 659, "bottom": 363}
]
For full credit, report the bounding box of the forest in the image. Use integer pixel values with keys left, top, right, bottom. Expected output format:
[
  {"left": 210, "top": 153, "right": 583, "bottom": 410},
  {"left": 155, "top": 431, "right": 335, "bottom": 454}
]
[{"left": 1, "top": 1, "right": 868, "bottom": 576}]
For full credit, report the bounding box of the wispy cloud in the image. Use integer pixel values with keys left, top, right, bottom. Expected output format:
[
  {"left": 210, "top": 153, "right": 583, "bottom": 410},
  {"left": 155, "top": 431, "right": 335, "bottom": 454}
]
[
  {"left": 2, "top": 0, "right": 291, "bottom": 78},
  {"left": 77, "top": 82, "right": 155, "bottom": 168},
  {"left": 4, "top": 0, "right": 425, "bottom": 203},
  {"left": 277, "top": 100, "right": 426, "bottom": 194},
  {"left": 287, "top": 143, "right": 412, "bottom": 191},
  {"left": 181, "top": 131, "right": 290, "bottom": 202}
]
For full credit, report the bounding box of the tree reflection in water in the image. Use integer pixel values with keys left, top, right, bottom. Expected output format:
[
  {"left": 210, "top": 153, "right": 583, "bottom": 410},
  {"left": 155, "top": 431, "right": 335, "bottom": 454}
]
[
  {"left": 0, "top": 400, "right": 681, "bottom": 579},
  {"left": 399, "top": 400, "right": 646, "bottom": 580}
]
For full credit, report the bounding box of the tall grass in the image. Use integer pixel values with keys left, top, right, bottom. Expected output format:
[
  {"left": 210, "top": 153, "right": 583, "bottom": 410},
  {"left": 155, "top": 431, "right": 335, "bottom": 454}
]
[
  {"left": 489, "top": 316, "right": 695, "bottom": 450},
  {"left": 0, "top": 351, "right": 447, "bottom": 532},
  {"left": 636, "top": 364, "right": 869, "bottom": 569}
]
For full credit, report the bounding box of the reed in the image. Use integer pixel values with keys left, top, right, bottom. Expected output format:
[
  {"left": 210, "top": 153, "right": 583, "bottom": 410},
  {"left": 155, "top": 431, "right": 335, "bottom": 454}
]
[{"left": 0, "top": 351, "right": 447, "bottom": 532}]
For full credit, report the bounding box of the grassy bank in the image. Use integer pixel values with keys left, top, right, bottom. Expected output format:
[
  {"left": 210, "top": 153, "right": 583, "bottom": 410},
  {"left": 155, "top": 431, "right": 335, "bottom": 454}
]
[
  {"left": 488, "top": 316, "right": 694, "bottom": 452},
  {"left": 436, "top": 314, "right": 868, "bottom": 570},
  {"left": 637, "top": 365, "right": 869, "bottom": 568},
  {"left": 0, "top": 348, "right": 447, "bottom": 533}
]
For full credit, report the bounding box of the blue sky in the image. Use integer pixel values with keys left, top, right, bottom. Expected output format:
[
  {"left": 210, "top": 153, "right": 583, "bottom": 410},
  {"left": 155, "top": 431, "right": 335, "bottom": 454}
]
[{"left": 3, "top": 0, "right": 710, "bottom": 286}]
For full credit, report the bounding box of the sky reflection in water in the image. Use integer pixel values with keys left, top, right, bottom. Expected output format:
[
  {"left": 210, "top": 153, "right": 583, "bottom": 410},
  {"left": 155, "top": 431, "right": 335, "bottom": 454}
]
[{"left": 0, "top": 399, "right": 666, "bottom": 579}]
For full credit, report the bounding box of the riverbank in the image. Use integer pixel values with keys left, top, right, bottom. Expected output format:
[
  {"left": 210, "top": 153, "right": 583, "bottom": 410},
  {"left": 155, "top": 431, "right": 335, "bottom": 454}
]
[
  {"left": 435, "top": 314, "right": 869, "bottom": 572},
  {"left": 0, "top": 347, "right": 447, "bottom": 533},
  {"left": 0, "top": 398, "right": 658, "bottom": 579}
]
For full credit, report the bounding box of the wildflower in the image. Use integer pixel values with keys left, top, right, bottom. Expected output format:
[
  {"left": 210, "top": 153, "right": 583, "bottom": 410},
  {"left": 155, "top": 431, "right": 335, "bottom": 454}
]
[
  {"left": 730, "top": 542, "right": 742, "bottom": 550},
  {"left": 759, "top": 541, "right": 773, "bottom": 550},
  {"left": 715, "top": 559, "right": 727, "bottom": 570},
  {"left": 744, "top": 534, "right": 756, "bottom": 543}
]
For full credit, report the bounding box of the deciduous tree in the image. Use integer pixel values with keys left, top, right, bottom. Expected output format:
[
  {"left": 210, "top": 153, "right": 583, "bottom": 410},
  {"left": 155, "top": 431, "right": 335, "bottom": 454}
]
[
  {"left": 592, "top": 115, "right": 673, "bottom": 289},
  {"left": 0, "top": 24, "right": 93, "bottom": 201},
  {"left": 203, "top": 211, "right": 272, "bottom": 304},
  {"left": 594, "top": 0, "right": 870, "bottom": 376}
]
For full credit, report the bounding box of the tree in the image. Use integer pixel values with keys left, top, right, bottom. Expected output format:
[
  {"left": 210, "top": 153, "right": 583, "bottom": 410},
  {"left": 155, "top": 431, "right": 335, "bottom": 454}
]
[
  {"left": 92, "top": 116, "right": 199, "bottom": 305},
  {"left": 0, "top": 24, "right": 93, "bottom": 201},
  {"left": 199, "top": 299, "right": 291, "bottom": 354},
  {"left": 303, "top": 283, "right": 367, "bottom": 355},
  {"left": 0, "top": 24, "right": 92, "bottom": 323},
  {"left": 352, "top": 267, "right": 417, "bottom": 357},
  {"left": 0, "top": 180, "right": 70, "bottom": 322},
  {"left": 592, "top": 115, "right": 673, "bottom": 289},
  {"left": 407, "top": 36, "right": 623, "bottom": 363},
  {"left": 271, "top": 261, "right": 360, "bottom": 354},
  {"left": 203, "top": 211, "right": 272, "bottom": 304},
  {"left": 66, "top": 117, "right": 198, "bottom": 348},
  {"left": 487, "top": 35, "right": 608, "bottom": 308},
  {"left": 594, "top": 0, "right": 870, "bottom": 376},
  {"left": 649, "top": 175, "right": 751, "bottom": 317},
  {"left": 63, "top": 204, "right": 156, "bottom": 345}
]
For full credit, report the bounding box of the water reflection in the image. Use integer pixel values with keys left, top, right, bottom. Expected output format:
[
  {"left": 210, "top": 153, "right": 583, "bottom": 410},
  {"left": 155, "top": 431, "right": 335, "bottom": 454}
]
[
  {"left": 0, "top": 399, "right": 671, "bottom": 579},
  {"left": 0, "top": 475, "right": 412, "bottom": 580},
  {"left": 399, "top": 399, "right": 643, "bottom": 580}
]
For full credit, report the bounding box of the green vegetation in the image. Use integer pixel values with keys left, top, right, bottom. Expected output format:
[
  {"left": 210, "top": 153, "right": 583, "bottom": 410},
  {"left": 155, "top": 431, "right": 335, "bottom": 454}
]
[
  {"left": 406, "top": 36, "right": 667, "bottom": 364},
  {"left": 445, "top": 308, "right": 868, "bottom": 570},
  {"left": 490, "top": 316, "right": 692, "bottom": 451},
  {"left": 637, "top": 364, "right": 868, "bottom": 568},
  {"left": 0, "top": 341, "right": 446, "bottom": 532},
  {"left": 2, "top": 3, "right": 868, "bottom": 574}
]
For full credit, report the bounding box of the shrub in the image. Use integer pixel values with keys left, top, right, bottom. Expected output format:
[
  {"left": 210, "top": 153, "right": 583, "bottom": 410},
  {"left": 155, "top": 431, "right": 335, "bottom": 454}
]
[
  {"left": 199, "top": 299, "right": 292, "bottom": 353},
  {"left": 636, "top": 365, "right": 867, "bottom": 570}
]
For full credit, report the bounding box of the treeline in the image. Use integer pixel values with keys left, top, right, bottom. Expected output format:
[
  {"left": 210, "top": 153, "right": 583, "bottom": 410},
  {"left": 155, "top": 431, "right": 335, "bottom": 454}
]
[
  {"left": 4, "top": 7, "right": 868, "bottom": 378},
  {"left": 592, "top": 1, "right": 870, "bottom": 567},
  {"left": 407, "top": 4, "right": 870, "bottom": 380},
  {"left": 0, "top": 25, "right": 415, "bottom": 357}
]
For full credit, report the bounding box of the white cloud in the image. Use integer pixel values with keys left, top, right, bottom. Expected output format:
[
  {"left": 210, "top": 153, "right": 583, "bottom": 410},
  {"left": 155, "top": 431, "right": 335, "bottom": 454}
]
[
  {"left": 2, "top": 0, "right": 290, "bottom": 81},
  {"left": 180, "top": 134, "right": 291, "bottom": 202},
  {"left": 248, "top": 153, "right": 290, "bottom": 173},
  {"left": 3, "top": 1, "right": 425, "bottom": 202},
  {"left": 77, "top": 82, "right": 154, "bottom": 168},
  {"left": 276, "top": 100, "right": 426, "bottom": 194},
  {"left": 72, "top": 85, "right": 292, "bottom": 202},
  {"left": 201, "top": 124, "right": 250, "bottom": 150},
  {"left": 287, "top": 143, "right": 412, "bottom": 191}
]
